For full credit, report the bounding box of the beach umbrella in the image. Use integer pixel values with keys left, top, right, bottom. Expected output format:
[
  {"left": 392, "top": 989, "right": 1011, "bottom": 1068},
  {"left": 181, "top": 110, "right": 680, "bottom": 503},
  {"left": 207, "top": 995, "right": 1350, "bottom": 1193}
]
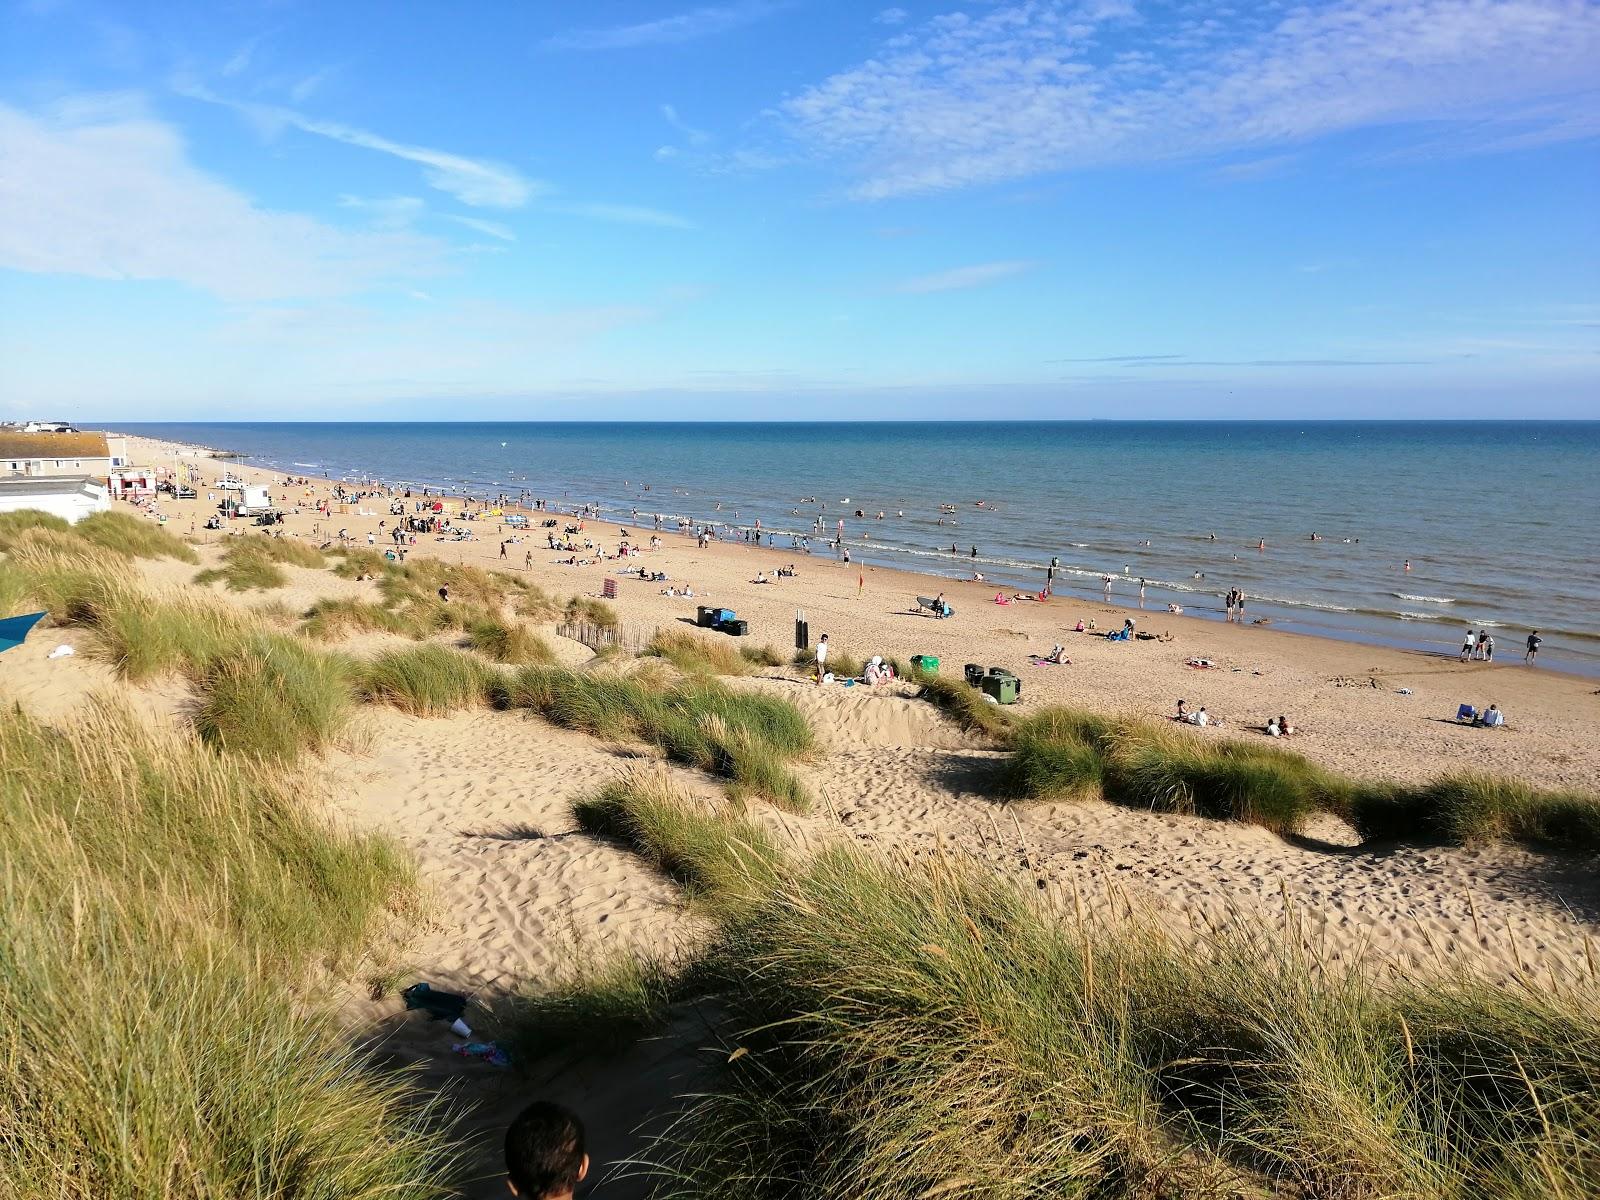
[{"left": 0, "top": 611, "right": 47, "bottom": 654}]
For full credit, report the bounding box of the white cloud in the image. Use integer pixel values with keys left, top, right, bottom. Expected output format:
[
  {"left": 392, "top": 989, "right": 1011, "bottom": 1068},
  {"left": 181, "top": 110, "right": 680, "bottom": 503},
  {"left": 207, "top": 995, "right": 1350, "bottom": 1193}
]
[
  {"left": 178, "top": 84, "right": 540, "bottom": 208},
  {"left": 783, "top": 0, "right": 1600, "bottom": 198},
  {"left": 543, "top": 1, "right": 782, "bottom": 50},
  {"left": 0, "top": 97, "right": 444, "bottom": 301},
  {"left": 559, "top": 203, "right": 697, "bottom": 229},
  {"left": 874, "top": 7, "right": 909, "bottom": 25},
  {"left": 897, "top": 260, "right": 1037, "bottom": 293},
  {"left": 445, "top": 214, "right": 517, "bottom": 241},
  {"left": 288, "top": 67, "right": 335, "bottom": 104},
  {"left": 661, "top": 103, "right": 711, "bottom": 145},
  {"left": 337, "top": 193, "right": 426, "bottom": 229}
]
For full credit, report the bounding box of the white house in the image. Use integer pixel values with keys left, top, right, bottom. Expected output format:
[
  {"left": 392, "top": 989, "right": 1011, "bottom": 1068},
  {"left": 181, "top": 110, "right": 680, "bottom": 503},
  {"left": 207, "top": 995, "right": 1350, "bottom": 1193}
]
[{"left": 0, "top": 475, "right": 112, "bottom": 523}]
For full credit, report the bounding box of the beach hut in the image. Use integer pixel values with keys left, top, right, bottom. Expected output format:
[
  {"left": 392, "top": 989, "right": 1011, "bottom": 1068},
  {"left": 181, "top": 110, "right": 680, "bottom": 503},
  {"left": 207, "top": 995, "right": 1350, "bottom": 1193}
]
[{"left": 0, "top": 475, "right": 111, "bottom": 523}]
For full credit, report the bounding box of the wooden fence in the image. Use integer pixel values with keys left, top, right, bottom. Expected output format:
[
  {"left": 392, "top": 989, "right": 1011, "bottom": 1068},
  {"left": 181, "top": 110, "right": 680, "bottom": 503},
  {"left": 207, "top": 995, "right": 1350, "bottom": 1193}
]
[{"left": 556, "top": 619, "right": 655, "bottom": 654}]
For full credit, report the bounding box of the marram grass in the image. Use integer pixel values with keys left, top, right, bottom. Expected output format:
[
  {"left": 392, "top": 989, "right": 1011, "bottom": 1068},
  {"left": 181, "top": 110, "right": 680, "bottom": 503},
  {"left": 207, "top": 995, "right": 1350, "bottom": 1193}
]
[
  {"left": 569, "top": 776, "right": 1600, "bottom": 1200},
  {"left": 1004, "top": 705, "right": 1600, "bottom": 852},
  {"left": 0, "top": 701, "right": 455, "bottom": 1199}
]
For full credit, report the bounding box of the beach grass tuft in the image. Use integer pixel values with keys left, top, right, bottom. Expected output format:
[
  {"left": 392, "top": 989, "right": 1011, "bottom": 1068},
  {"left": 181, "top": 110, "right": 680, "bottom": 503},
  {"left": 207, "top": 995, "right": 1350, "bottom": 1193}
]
[
  {"left": 502, "top": 945, "right": 677, "bottom": 1061},
  {"left": 193, "top": 634, "right": 354, "bottom": 761},
  {"left": 576, "top": 779, "right": 1600, "bottom": 1200},
  {"left": 571, "top": 771, "right": 785, "bottom": 906},
  {"left": 300, "top": 597, "right": 414, "bottom": 640},
  {"left": 355, "top": 644, "right": 504, "bottom": 716},
  {"left": 0, "top": 508, "right": 71, "bottom": 551},
  {"left": 915, "top": 672, "right": 1013, "bottom": 739},
  {"left": 464, "top": 615, "right": 555, "bottom": 664},
  {"left": 0, "top": 701, "right": 452, "bottom": 1199},
  {"left": 196, "top": 533, "right": 325, "bottom": 590},
  {"left": 565, "top": 595, "right": 620, "bottom": 628},
  {"left": 739, "top": 643, "right": 786, "bottom": 668},
  {"left": 1004, "top": 705, "right": 1600, "bottom": 851},
  {"left": 645, "top": 626, "right": 755, "bottom": 676},
  {"left": 509, "top": 668, "right": 812, "bottom": 809},
  {"left": 74, "top": 510, "right": 199, "bottom": 562}
]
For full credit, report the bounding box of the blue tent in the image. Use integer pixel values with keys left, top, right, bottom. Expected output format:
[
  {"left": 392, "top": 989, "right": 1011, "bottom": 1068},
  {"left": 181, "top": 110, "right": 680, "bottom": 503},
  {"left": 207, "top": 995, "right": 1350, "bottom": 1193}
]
[{"left": 0, "top": 612, "right": 47, "bottom": 654}]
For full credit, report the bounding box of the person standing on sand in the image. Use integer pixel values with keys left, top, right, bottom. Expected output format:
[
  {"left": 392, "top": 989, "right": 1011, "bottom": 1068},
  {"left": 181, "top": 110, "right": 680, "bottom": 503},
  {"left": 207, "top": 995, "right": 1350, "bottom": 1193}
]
[
  {"left": 1460, "top": 628, "right": 1476, "bottom": 662},
  {"left": 1525, "top": 630, "right": 1541, "bottom": 664},
  {"left": 525, "top": 549, "right": 533, "bottom": 570},
  {"left": 504, "top": 1102, "right": 587, "bottom": 1199},
  {"left": 1481, "top": 632, "right": 1494, "bottom": 662},
  {"left": 815, "top": 634, "right": 830, "bottom": 683}
]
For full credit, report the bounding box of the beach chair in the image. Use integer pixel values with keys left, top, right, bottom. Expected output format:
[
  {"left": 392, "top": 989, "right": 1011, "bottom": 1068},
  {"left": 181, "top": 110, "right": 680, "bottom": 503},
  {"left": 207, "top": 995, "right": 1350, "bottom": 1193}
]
[{"left": 1455, "top": 704, "right": 1477, "bottom": 722}]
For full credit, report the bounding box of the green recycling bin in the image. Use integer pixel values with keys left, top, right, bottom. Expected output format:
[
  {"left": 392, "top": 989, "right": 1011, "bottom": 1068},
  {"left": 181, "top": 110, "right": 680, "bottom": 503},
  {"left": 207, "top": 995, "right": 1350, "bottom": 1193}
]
[
  {"left": 910, "top": 654, "right": 940, "bottom": 677},
  {"left": 981, "top": 671, "right": 1020, "bottom": 705}
]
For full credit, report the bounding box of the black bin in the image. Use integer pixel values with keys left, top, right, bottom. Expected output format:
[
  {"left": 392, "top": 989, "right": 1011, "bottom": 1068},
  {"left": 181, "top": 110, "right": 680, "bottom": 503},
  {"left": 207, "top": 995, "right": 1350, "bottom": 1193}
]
[
  {"left": 697, "top": 605, "right": 717, "bottom": 628},
  {"left": 964, "top": 663, "right": 984, "bottom": 688},
  {"left": 722, "top": 619, "right": 749, "bottom": 637}
]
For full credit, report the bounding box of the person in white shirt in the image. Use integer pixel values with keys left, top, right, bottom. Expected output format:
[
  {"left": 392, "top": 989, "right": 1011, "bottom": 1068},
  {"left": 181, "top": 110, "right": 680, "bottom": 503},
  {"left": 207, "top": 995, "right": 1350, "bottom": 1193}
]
[
  {"left": 814, "top": 634, "right": 829, "bottom": 684},
  {"left": 1193, "top": 707, "right": 1209, "bottom": 727},
  {"left": 1480, "top": 704, "right": 1505, "bottom": 727},
  {"left": 1460, "top": 629, "right": 1476, "bottom": 661}
]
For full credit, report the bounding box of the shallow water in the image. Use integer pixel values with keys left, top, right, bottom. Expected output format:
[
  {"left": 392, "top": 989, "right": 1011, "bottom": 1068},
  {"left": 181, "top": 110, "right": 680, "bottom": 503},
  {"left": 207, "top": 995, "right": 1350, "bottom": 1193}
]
[{"left": 116, "top": 421, "right": 1600, "bottom": 675}]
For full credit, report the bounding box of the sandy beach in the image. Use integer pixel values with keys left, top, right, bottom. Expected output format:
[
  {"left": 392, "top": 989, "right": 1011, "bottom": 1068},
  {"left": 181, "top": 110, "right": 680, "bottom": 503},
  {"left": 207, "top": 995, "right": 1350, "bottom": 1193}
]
[{"left": 6, "top": 431, "right": 1597, "bottom": 1196}]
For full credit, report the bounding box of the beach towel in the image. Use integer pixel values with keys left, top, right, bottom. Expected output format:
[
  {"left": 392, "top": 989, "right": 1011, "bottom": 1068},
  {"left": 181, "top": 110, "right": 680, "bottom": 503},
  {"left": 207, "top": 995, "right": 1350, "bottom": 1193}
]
[{"left": 0, "top": 611, "right": 47, "bottom": 655}]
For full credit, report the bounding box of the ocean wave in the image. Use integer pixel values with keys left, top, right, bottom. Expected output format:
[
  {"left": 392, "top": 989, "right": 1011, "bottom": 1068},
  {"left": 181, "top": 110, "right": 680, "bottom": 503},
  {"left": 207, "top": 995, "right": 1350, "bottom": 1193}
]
[{"left": 1393, "top": 592, "right": 1454, "bottom": 604}]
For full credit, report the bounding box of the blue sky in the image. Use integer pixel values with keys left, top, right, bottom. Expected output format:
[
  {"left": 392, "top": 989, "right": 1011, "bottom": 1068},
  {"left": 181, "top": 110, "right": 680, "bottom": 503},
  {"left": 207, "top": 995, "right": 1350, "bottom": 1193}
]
[{"left": 1, "top": 0, "right": 1596, "bottom": 420}]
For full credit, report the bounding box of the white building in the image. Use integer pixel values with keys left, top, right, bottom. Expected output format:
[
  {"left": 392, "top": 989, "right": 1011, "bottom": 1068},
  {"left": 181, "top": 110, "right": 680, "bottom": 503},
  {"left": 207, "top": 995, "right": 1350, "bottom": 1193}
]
[{"left": 0, "top": 475, "right": 111, "bottom": 523}]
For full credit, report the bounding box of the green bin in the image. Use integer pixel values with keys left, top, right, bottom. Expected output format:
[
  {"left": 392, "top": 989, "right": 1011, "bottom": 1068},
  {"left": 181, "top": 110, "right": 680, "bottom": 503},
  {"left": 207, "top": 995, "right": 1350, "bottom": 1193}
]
[
  {"left": 910, "top": 654, "right": 940, "bottom": 677},
  {"left": 981, "top": 672, "right": 1020, "bottom": 705}
]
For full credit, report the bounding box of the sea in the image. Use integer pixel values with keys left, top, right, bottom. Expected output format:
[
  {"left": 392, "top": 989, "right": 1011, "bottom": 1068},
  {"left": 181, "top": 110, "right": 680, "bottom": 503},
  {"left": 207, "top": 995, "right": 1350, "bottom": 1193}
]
[{"left": 113, "top": 421, "right": 1600, "bottom": 676}]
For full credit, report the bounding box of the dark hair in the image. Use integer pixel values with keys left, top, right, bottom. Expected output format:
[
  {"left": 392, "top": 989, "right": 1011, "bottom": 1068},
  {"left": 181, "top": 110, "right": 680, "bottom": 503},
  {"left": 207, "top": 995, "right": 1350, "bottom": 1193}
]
[{"left": 505, "top": 1102, "right": 586, "bottom": 1197}]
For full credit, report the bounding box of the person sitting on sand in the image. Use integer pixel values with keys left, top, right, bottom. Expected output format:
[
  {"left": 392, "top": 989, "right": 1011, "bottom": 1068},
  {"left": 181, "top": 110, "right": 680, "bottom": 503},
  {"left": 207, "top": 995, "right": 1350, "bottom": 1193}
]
[
  {"left": 971, "top": 572, "right": 985, "bottom": 583},
  {"left": 1277, "top": 715, "right": 1295, "bottom": 735},
  {"left": 1189, "top": 706, "right": 1210, "bottom": 727},
  {"left": 994, "top": 592, "right": 1010, "bottom": 605},
  {"left": 753, "top": 571, "right": 769, "bottom": 584},
  {"left": 1041, "top": 644, "right": 1068, "bottom": 664},
  {"left": 864, "top": 655, "right": 887, "bottom": 685},
  {"left": 1478, "top": 704, "right": 1505, "bottom": 728},
  {"left": 1074, "top": 619, "right": 1085, "bottom": 632},
  {"left": 505, "top": 1101, "right": 587, "bottom": 1199},
  {"left": 1175, "top": 699, "right": 1190, "bottom": 721}
]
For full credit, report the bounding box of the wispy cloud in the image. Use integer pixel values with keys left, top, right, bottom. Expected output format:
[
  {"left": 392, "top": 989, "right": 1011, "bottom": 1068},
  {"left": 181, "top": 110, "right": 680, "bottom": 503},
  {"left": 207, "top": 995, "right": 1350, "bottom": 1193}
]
[
  {"left": 661, "top": 103, "right": 711, "bottom": 145},
  {"left": 177, "top": 83, "right": 540, "bottom": 208},
  {"left": 874, "top": 7, "right": 908, "bottom": 25},
  {"left": 558, "top": 202, "right": 696, "bottom": 229},
  {"left": 337, "top": 193, "right": 426, "bottom": 229},
  {"left": 0, "top": 97, "right": 443, "bottom": 301},
  {"left": 897, "top": 260, "right": 1036, "bottom": 293},
  {"left": 1051, "top": 353, "right": 1431, "bottom": 367},
  {"left": 445, "top": 214, "right": 516, "bottom": 241},
  {"left": 1050, "top": 354, "right": 1185, "bottom": 363},
  {"left": 543, "top": 1, "right": 782, "bottom": 51},
  {"left": 783, "top": 0, "right": 1600, "bottom": 198}
]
